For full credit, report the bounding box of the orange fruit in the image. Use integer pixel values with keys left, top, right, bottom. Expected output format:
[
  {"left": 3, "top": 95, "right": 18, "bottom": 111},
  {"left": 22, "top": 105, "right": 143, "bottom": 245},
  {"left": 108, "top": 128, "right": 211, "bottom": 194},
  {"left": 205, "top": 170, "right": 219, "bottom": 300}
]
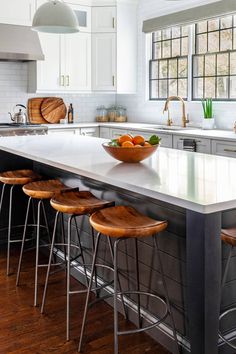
[
  {"left": 118, "top": 134, "right": 133, "bottom": 145},
  {"left": 143, "top": 141, "right": 151, "bottom": 146},
  {"left": 122, "top": 141, "right": 134, "bottom": 148},
  {"left": 132, "top": 135, "right": 145, "bottom": 146}
]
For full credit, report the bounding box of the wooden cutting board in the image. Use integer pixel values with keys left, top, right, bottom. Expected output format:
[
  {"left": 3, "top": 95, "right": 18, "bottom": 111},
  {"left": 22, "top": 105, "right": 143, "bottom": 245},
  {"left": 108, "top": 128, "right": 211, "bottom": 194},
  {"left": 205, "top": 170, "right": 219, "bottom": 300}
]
[
  {"left": 27, "top": 97, "right": 48, "bottom": 124},
  {"left": 41, "top": 97, "right": 67, "bottom": 124}
]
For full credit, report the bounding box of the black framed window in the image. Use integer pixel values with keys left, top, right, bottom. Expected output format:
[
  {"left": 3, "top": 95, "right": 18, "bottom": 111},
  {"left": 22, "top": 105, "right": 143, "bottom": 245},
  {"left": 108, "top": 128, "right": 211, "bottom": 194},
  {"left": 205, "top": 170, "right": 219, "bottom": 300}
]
[
  {"left": 193, "top": 15, "right": 236, "bottom": 100},
  {"left": 149, "top": 26, "right": 189, "bottom": 100}
]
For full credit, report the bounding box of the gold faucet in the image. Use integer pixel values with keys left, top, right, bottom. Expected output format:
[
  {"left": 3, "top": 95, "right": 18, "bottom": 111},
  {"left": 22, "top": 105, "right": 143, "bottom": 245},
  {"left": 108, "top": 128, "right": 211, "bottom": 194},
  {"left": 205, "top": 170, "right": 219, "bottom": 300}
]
[{"left": 163, "top": 96, "right": 189, "bottom": 128}]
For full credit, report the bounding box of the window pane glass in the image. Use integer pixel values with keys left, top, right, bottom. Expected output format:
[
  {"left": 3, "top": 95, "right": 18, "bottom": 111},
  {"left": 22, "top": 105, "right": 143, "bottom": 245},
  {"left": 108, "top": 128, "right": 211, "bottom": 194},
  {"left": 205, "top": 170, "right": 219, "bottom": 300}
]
[
  {"left": 230, "top": 76, "right": 236, "bottom": 98},
  {"left": 169, "top": 79, "right": 177, "bottom": 96},
  {"left": 159, "top": 60, "right": 168, "bottom": 78},
  {"left": 172, "top": 26, "right": 180, "bottom": 38},
  {"left": 153, "top": 31, "right": 161, "bottom": 42},
  {"left": 169, "top": 59, "right": 177, "bottom": 78},
  {"left": 197, "top": 21, "right": 207, "bottom": 34},
  {"left": 233, "top": 28, "right": 236, "bottom": 50},
  {"left": 182, "top": 26, "right": 189, "bottom": 37},
  {"left": 197, "top": 34, "right": 207, "bottom": 54},
  {"left": 163, "top": 41, "right": 171, "bottom": 58},
  {"left": 220, "top": 16, "right": 232, "bottom": 29},
  {"left": 208, "top": 32, "right": 219, "bottom": 52},
  {"left": 193, "top": 78, "right": 203, "bottom": 99},
  {"left": 193, "top": 56, "right": 204, "bottom": 77},
  {"left": 181, "top": 37, "right": 188, "bottom": 56},
  {"left": 178, "top": 58, "right": 188, "bottom": 77},
  {"left": 217, "top": 53, "right": 229, "bottom": 75},
  {"left": 159, "top": 80, "right": 168, "bottom": 98},
  {"left": 217, "top": 77, "right": 228, "bottom": 98},
  {"left": 163, "top": 28, "right": 171, "bottom": 40},
  {"left": 151, "top": 81, "right": 158, "bottom": 99},
  {"left": 208, "top": 19, "right": 219, "bottom": 31},
  {"left": 230, "top": 52, "right": 236, "bottom": 75},
  {"left": 205, "top": 55, "right": 216, "bottom": 76},
  {"left": 205, "top": 77, "right": 216, "bottom": 98},
  {"left": 172, "top": 38, "right": 180, "bottom": 57},
  {"left": 220, "top": 29, "right": 233, "bottom": 51},
  {"left": 153, "top": 42, "right": 162, "bottom": 59},
  {"left": 150, "top": 61, "right": 158, "bottom": 79},
  {"left": 178, "top": 79, "right": 187, "bottom": 98}
]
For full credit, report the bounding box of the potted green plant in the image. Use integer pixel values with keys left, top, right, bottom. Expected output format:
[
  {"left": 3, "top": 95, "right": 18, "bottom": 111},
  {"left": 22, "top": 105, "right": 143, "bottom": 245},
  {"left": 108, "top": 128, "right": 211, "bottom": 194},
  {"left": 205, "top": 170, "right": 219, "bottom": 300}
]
[{"left": 201, "top": 98, "right": 215, "bottom": 130}]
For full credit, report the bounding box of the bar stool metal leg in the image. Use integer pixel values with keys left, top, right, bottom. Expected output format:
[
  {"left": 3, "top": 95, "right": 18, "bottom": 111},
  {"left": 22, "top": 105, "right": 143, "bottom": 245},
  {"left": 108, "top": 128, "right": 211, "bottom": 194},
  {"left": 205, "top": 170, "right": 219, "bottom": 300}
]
[
  {"left": 78, "top": 232, "right": 102, "bottom": 352},
  {"left": 113, "top": 238, "right": 121, "bottom": 354},
  {"left": 16, "top": 196, "right": 32, "bottom": 286},
  {"left": 41, "top": 210, "right": 60, "bottom": 314},
  {"left": 135, "top": 238, "right": 141, "bottom": 329},
  {"left": 66, "top": 215, "right": 73, "bottom": 341},
  {"left": 74, "top": 217, "right": 89, "bottom": 287},
  {"left": 154, "top": 236, "right": 179, "bottom": 354},
  {"left": 7, "top": 185, "right": 14, "bottom": 275},
  {"left": 34, "top": 199, "right": 42, "bottom": 307},
  {"left": 0, "top": 183, "right": 6, "bottom": 216}
]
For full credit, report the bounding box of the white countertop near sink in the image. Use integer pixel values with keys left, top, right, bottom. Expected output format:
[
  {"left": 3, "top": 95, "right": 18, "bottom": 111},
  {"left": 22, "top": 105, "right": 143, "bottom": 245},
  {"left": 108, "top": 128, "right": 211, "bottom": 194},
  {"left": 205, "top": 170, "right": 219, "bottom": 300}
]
[
  {"left": 0, "top": 134, "right": 236, "bottom": 214},
  {"left": 46, "top": 122, "right": 236, "bottom": 142}
]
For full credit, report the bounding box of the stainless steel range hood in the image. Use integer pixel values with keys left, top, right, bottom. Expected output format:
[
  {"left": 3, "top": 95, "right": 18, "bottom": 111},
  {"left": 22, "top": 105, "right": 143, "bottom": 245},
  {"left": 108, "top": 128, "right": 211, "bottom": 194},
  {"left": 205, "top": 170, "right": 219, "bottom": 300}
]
[{"left": 0, "top": 24, "right": 44, "bottom": 61}]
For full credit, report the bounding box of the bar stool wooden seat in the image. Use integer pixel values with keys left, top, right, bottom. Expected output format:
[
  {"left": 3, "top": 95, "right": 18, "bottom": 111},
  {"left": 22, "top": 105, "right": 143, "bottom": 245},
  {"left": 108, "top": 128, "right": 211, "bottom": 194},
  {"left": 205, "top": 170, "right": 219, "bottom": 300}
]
[
  {"left": 219, "top": 227, "right": 236, "bottom": 350},
  {"left": 40, "top": 188, "right": 115, "bottom": 341},
  {"left": 0, "top": 169, "right": 41, "bottom": 275},
  {"left": 16, "top": 179, "right": 68, "bottom": 306},
  {"left": 79, "top": 205, "right": 179, "bottom": 354}
]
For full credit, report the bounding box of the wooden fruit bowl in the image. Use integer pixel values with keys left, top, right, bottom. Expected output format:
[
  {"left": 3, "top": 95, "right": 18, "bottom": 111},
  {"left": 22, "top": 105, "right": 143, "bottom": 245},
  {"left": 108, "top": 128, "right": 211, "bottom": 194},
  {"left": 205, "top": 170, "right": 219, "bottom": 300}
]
[{"left": 102, "top": 143, "right": 158, "bottom": 163}]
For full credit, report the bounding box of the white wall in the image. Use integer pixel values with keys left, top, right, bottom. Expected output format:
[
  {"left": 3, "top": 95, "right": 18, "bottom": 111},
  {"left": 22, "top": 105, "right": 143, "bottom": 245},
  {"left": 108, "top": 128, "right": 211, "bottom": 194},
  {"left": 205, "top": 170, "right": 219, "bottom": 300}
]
[
  {"left": 0, "top": 62, "right": 115, "bottom": 123},
  {"left": 116, "top": 0, "right": 236, "bottom": 130}
]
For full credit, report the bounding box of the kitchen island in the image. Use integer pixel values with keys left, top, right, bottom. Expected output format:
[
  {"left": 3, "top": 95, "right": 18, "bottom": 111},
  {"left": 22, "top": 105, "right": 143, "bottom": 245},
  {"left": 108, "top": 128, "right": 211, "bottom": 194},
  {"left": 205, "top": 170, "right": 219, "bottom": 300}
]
[{"left": 0, "top": 134, "right": 236, "bottom": 354}]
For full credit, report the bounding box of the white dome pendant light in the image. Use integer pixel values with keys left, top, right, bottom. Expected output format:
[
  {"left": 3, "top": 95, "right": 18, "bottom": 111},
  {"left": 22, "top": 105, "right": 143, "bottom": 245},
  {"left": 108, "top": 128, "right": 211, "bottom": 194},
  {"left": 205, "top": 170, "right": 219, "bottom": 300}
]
[{"left": 32, "top": 0, "right": 79, "bottom": 34}]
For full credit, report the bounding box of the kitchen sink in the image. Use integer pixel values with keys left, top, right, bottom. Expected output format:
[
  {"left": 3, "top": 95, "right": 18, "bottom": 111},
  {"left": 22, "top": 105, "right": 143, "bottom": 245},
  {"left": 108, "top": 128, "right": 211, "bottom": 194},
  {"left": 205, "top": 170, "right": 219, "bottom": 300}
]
[{"left": 144, "top": 125, "right": 198, "bottom": 131}]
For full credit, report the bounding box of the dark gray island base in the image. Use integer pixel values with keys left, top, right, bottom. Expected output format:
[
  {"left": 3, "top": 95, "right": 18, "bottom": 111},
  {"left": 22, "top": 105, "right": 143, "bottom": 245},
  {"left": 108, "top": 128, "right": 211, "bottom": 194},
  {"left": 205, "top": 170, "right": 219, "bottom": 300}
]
[{"left": 0, "top": 149, "right": 235, "bottom": 354}]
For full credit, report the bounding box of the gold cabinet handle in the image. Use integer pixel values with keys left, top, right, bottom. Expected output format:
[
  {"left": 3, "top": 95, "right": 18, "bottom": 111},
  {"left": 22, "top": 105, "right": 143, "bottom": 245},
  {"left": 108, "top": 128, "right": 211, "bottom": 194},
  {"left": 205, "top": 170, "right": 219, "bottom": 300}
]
[
  {"left": 66, "top": 75, "right": 70, "bottom": 87},
  {"left": 224, "top": 148, "right": 236, "bottom": 153},
  {"left": 112, "top": 75, "right": 115, "bottom": 86},
  {"left": 112, "top": 17, "right": 115, "bottom": 28},
  {"left": 60, "top": 75, "right": 65, "bottom": 86}
]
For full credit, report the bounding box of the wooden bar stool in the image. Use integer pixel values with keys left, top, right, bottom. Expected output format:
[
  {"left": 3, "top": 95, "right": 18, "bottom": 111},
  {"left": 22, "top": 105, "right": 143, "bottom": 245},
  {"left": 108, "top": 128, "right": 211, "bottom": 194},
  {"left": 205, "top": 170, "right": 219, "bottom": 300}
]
[
  {"left": 16, "top": 179, "right": 68, "bottom": 306},
  {"left": 79, "top": 205, "right": 179, "bottom": 354},
  {"left": 0, "top": 169, "right": 40, "bottom": 275},
  {"left": 219, "top": 227, "right": 236, "bottom": 350},
  {"left": 40, "top": 188, "right": 115, "bottom": 341}
]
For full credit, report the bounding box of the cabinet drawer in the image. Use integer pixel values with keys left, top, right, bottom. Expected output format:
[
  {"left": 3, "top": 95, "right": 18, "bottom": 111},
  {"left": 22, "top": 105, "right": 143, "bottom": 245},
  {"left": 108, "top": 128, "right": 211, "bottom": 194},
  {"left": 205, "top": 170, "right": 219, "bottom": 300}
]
[
  {"left": 212, "top": 140, "right": 236, "bottom": 157},
  {"left": 48, "top": 129, "right": 76, "bottom": 134},
  {"left": 80, "top": 127, "right": 99, "bottom": 137},
  {"left": 110, "top": 129, "right": 127, "bottom": 139},
  {"left": 173, "top": 135, "right": 211, "bottom": 154}
]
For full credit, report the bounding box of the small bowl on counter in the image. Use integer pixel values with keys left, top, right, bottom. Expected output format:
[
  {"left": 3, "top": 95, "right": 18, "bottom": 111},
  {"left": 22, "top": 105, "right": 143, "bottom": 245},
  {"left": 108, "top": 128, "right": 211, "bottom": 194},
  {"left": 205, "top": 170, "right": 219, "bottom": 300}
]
[{"left": 102, "top": 143, "right": 159, "bottom": 163}]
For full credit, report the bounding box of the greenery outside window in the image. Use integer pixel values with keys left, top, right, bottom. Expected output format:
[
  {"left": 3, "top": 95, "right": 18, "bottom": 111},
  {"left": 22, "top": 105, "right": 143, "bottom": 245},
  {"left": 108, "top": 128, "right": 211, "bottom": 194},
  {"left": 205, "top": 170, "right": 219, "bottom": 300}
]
[
  {"left": 149, "top": 14, "right": 236, "bottom": 101},
  {"left": 149, "top": 26, "right": 189, "bottom": 100},
  {"left": 193, "top": 15, "right": 236, "bottom": 100}
]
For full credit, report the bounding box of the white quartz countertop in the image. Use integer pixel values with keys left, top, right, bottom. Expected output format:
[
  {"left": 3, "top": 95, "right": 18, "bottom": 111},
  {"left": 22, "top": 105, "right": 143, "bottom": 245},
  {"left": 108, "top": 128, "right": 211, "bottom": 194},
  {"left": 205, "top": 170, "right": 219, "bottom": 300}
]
[
  {"left": 0, "top": 134, "right": 236, "bottom": 214},
  {"left": 46, "top": 122, "right": 236, "bottom": 142}
]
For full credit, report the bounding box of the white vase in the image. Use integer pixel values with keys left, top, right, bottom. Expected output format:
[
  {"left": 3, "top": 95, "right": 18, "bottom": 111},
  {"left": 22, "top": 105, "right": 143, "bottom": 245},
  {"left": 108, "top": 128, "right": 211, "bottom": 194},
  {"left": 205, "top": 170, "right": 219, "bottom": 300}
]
[{"left": 202, "top": 117, "right": 215, "bottom": 130}]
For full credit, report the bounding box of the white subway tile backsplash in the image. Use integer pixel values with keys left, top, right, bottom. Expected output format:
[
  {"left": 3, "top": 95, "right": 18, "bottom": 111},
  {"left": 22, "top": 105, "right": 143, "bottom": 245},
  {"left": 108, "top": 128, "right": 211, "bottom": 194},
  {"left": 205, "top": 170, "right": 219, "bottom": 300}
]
[{"left": 0, "top": 62, "right": 115, "bottom": 123}]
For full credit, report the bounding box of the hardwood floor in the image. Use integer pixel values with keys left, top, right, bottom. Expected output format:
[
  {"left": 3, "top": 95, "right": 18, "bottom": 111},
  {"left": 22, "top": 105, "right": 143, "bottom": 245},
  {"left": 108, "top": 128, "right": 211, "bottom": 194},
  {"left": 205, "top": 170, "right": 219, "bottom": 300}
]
[{"left": 0, "top": 246, "right": 170, "bottom": 354}]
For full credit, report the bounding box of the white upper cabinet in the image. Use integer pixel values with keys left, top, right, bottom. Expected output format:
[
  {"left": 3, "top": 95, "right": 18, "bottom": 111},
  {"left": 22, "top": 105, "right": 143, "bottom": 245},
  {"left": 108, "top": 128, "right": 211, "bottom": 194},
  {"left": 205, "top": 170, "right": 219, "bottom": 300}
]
[
  {"left": 69, "top": 3, "right": 91, "bottom": 32},
  {"left": 63, "top": 33, "right": 91, "bottom": 91},
  {"left": 91, "top": 2, "right": 137, "bottom": 93},
  {"left": 92, "top": 6, "right": 116, "bottom": 32},
  {"left": 92, "top": 33, "right": 116, "bottom": 91},
  {"left": 0, "top": 0, "right": 35, "bottom": 26}
]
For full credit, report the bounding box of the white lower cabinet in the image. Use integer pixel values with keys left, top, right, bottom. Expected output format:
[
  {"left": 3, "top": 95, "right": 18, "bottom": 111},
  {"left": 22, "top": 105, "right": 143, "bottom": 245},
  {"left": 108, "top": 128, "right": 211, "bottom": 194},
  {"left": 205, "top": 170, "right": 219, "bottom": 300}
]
[
  {"left": 100, "top": 127, "right": 111, "bottom": 139},
  {"left": 211, "top": 140, "right": 236, "bottom": 157},
  {"left": 128, "top": 131, "right": 172, "bottom": 148},
  {"left": 173, "top": 135, "right": 211, "bottom": 154}
]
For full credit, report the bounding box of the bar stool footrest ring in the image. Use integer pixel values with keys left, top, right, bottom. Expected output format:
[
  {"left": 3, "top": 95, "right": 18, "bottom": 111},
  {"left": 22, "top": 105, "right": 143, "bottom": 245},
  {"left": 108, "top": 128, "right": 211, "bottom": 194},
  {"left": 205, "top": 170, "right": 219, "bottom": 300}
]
[{"left": 219, "top": 307, "right": 236, "bottom": 350}]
